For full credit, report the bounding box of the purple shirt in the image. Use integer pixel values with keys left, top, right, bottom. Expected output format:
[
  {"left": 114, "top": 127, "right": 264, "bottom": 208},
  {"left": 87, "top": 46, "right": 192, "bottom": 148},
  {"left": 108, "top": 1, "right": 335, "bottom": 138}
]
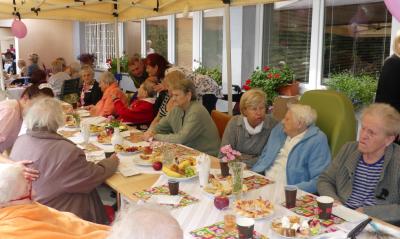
[{"left": 0, "top": 99, "right": 23, "bottom": 152}]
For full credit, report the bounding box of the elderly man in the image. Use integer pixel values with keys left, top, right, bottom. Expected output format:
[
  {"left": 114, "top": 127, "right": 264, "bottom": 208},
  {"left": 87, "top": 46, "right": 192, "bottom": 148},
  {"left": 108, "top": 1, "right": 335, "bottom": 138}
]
[
  {"left": 252, "top": 104, "right": 331, "bottom": 193},
  {"left": 318, "top": 103, "right": 400, "bottom": 224},
  {"left": 11, "top": 97, "right": 119, "bottom": 224},
  {"left": 0, "top": 163, "right": 109, "bottom": 239},
  {"left": 107, "top": 204, "right": 183, "bottom": 239}
]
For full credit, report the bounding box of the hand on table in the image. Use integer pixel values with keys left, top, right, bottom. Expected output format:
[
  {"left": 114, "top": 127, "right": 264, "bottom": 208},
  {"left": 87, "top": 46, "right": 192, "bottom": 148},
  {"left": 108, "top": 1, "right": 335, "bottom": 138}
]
[
  {"left": 355, "top": 207, "right": 364, "bottom": 213},
  {"left": 108, "top": 153, "right": 120, "bottom": 163},
  {"left": 143, "top": 131, "right": 155, "bottom": 141},
  {"left": 16, "top": 160, "right": 40, "bottom": 181}
]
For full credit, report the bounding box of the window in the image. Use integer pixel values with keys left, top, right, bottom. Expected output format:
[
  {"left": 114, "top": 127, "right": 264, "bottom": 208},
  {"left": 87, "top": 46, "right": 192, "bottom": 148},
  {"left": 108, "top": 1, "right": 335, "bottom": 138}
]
[
  {"left": 323, "top": 0, "right": 392, "bottom": 83},
  {"left": 176, "top": 13, "right": 193, "bottom": 69},
  {"left": 262, "top": 0, "right": 313, "bottom": 83},
  {"left": 84, "top": 22, "right": 117, "bottom": 69},
  {"left": 202, "top": 9, "right": 223, "bottom": 70},
  {"left": 146, "top": 18, "right": 168, "bottom": 58},
  {"left": 124, "top": 21, "right": 142, "bottom": 58}
]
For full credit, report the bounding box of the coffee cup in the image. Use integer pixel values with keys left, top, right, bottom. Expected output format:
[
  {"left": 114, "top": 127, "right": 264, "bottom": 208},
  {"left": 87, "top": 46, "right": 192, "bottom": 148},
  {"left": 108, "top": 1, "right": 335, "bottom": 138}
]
[
  {"left": 236, "top": 217, "right": 255, "bottom": 239},
  {"left": 168, "top": 180, "right": 179, "bottom": 195},
  {"left": 316, "top": 196, "right": 334, "bottom": 220},
  {"left": 285, "top": 185, "right": 297, "bottom": 208}
]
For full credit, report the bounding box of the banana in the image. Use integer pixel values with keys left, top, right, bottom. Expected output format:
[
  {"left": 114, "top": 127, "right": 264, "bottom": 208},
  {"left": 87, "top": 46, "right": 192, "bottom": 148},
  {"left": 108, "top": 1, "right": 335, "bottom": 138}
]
[
  {"left": 162, "top": 166, "right": 183, "bottom": 178},
  {"left": 178, "top": 160, "right": 191, "bottom": 171}
]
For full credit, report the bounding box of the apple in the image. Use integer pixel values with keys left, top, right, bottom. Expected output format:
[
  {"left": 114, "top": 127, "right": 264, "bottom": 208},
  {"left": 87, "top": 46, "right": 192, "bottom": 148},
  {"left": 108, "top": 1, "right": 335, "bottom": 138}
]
[
  {"left": 214, "top": 196, "right": 229, "bottom": 210},
  {"left": 152, "top": 161, "right": 163, "bottom": 171}
]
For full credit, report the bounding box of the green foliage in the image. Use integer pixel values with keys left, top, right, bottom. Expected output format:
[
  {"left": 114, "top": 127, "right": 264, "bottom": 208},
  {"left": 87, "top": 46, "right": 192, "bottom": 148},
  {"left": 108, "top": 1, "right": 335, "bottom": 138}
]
[
  {"left": 194, "top": 66, "right": 222, "bottom": 86},
  {"left": 110, "top": 55, "right": 129, "bottom": 74},
  {"left": 326, "top": 71, "right": 377, "bottom": 110},
  {"left": 245, "top": 64, "right": 295, "bottom": 105}
]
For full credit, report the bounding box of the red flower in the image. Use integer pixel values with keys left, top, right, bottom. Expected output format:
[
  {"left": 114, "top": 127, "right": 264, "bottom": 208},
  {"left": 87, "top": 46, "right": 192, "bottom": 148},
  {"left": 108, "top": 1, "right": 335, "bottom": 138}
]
[
  {"left": 245, "top": 79, "right": 251, "bottom": 85},
  {"left": 274, "top": 73, "right": 280, "bottom": 79},
  {"left": 267, "top": 73, "right": 273, "bottom": 79},
  {"left": 263, "top": 66, "right": 270, "bottom": 72},
  {"left": 243, "top": 85, "right": 251, "bottom": 91}
]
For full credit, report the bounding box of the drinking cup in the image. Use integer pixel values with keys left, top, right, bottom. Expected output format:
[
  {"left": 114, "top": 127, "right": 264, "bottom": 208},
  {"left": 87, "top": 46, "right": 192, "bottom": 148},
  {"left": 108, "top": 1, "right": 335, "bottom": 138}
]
[{"left": 285, "top": 185, "right": 298, "bottom": 208}]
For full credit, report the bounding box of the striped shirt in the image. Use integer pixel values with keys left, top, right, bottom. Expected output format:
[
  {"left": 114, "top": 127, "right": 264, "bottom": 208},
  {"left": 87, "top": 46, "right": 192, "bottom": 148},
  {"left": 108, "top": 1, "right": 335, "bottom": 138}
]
[{"left": 345, "top": 156, "right": 384, "bottom": 209}]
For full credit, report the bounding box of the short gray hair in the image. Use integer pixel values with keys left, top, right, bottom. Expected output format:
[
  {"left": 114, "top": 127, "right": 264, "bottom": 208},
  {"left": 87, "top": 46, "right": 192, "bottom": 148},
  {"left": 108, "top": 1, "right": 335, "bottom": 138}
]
[
  {"left": 25, "top": 97, "right": 65, "bottom": 132},
  {"left": 108, "top": 204, "right": 183, "bottom": 239},
  {"left": 0, "top": 163, "right": 28, "bottom": 204},
  {"left": 99, "top": 71, "right": 116, "bottom": 85},
  {"left": 361, "top": 103, "right": 400, "bottom": 136},
  {"left": 288, "top": 104, "right": 317, "bottom": 127}
]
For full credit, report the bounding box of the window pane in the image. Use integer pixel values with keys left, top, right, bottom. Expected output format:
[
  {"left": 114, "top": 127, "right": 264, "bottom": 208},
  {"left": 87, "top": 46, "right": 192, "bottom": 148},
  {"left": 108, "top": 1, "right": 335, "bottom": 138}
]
[
  {"left": 202, "top": 10, "right": 223, "bottom": 70},
  {"left": 323, "top": 1, "right": 392, "bottom": 83},
  {"left": 262, "top": 0, "right": 313, "bottom": 83},
  {"left": 176, "top": 14, "right": 193, "bottom": 69},
  {"left": 124, "top": 21, "right": 141, "bottom": 58},
  {"left": 146, "top": 19, "right": 168, "bottom": 58}
]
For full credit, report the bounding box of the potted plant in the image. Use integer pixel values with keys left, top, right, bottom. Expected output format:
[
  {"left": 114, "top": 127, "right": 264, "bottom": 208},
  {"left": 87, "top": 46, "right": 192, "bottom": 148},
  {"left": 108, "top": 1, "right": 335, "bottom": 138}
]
[
  {"left": 243, "top": 63, "right": 296, "bottom": 105},
  {"left": 326, "top": 71, "right": 377, "bottom": 111},
  {"left": 194, "top": 65, "right": 222, "bottom": 86}
]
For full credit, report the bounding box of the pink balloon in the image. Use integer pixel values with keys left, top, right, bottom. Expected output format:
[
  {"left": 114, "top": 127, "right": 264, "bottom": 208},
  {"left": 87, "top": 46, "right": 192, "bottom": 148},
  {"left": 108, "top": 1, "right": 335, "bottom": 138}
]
[
  {"left": 385, "top": 0, "right": 400, "bottom": 22},
  {"left": 11, "top": 19, "right": 27, "bottom": 39}
]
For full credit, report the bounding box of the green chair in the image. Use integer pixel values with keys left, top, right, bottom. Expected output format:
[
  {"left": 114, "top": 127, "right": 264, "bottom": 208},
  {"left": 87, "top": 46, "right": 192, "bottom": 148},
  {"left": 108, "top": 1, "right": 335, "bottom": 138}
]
[{"left": 299, "top": 90, "right": 356, "bottom": 157}]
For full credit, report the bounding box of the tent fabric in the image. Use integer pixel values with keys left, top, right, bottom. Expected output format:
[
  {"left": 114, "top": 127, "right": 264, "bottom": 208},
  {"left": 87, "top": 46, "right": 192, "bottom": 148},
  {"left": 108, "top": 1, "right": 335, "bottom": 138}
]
[{"left": 0, "top": 0, "right": 283, "bottom": 22}]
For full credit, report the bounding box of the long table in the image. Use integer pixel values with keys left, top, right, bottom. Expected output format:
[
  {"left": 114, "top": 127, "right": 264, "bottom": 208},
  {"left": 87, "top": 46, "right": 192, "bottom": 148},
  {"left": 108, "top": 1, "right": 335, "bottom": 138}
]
[{"left": 61, "top": 115, "right": 400, "bottom": 239}]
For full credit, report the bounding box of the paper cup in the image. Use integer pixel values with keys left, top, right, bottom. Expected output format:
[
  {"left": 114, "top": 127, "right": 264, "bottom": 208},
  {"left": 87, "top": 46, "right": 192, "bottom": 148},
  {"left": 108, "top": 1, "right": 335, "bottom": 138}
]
[
  {"left": 316, "top": 196, "right": 334, "bottom": 220},
  {"left": 284, "top": 185, "right": 297, "bottom": 208},
  {"left": 236, "top": 217, "right": 255, "bottom": 239}
]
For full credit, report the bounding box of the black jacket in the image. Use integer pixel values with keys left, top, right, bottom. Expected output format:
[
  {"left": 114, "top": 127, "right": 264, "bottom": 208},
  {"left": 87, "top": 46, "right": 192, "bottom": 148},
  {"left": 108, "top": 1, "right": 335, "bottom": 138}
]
[
  {"left": 376, "top": 54, "right": 400, "bottom": 112},
  {"left": 81, "top": 81, "right": 103, "bottom": 106}
]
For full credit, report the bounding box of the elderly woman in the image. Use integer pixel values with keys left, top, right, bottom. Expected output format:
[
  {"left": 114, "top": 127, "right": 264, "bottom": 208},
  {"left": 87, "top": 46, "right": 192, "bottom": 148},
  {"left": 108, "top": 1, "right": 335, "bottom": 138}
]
[
  {"left": 252, "top": 104, "right": 331, "bottom": 193},
  {"left": 0, "top": 163, "right": 109, "bottom": 239},
  {"left": 108, "top": 205, "right": 182, "bottom": 239},
  {"left": 318, "top": 103, "right": 400, "bottom": 224},
  {"left": 27, "top": 53, "right": 40, "bottom": 77},
  {"left": 144, "top": 71, "right": 220, "bottom": 156},
  {"left": 113, "top": 80, "right": 156, "bottom": 125},
  {"left": 88, "top": 71, "right": 127, "bottom": 117},
  {"left": 79, "top": 66, "right": 102, "bottom": 106},
  {"left": 10, "top": 97, "right": 119, "bottom": 224},
  {"left": 48, "top": 58, "right": 71, "bottom": 98},
  {"left": 219, "top": 89, "right": 277, "bottom": 168}
]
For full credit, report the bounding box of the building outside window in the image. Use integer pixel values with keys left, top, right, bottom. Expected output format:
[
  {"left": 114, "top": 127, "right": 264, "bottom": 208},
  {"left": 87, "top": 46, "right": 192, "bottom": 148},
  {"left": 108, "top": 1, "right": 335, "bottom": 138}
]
[
  {"left": 84, "top": 22, "right": 116, "bottom": 69},
  {"left": 146, "top": 18, "right": 168, "bottom": 58},
  {"left": 323, "top": 0, "right": 392, "bottom": 84},
  {"left": 176, "top": 13, "right": 193, "bottom": 69},
  {"left": 262, "top": 0, "right": 313, "bottom": 83},
  {"left": 202, "top": 9, "right": 223, "bottom": 71}
]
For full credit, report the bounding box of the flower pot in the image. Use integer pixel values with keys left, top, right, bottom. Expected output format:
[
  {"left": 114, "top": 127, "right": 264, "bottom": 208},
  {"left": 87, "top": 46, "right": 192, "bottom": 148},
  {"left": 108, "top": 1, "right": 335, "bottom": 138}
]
[
  {"left": 220, "top": 162, "right": 230, "bottom": 177},
  {"left": 278, "top": 81, "right": 300, "bottom": 96}
]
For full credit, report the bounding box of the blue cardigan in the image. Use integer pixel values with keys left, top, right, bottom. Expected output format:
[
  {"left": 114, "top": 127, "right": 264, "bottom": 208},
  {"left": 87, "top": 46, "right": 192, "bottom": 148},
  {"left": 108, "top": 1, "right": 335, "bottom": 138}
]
[{"left": 252, "top": 123, "right": 331, "bottom": 193}]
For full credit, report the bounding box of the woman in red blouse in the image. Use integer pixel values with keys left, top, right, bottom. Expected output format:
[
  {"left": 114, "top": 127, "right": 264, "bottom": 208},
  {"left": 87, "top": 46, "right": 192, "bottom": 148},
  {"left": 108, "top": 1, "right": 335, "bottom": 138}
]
[{"left": 113, "top": 81, "right": 156, "bottom": 125}]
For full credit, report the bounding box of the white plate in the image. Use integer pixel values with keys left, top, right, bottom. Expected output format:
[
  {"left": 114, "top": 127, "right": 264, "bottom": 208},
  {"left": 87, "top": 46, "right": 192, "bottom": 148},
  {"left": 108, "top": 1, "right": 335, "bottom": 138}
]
[
  {"left": 163, "top": 173, "right": 198, "bottom": 182},
  {"left": 117, "top": 151, "right": 140, "bottom": 156},
  {"left": 133, "top": 158, "right": 153, "bottom": 166}
]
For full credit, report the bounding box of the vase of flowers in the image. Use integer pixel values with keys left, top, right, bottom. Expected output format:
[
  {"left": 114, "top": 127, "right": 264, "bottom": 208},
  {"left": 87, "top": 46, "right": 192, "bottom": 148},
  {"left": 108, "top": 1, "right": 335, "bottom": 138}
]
[
  {"left": 220, "top": 145, "right": 244, "bottom": 195},
  {"left": 243, "top": 62, "right": 295, "bottom": 105}
]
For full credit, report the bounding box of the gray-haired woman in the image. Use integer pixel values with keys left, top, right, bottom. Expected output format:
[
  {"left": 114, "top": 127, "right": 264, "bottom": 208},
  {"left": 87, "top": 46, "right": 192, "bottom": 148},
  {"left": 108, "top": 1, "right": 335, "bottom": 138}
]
[
  {"left": 253, "top": 104, "right": 331, "bottom": 193},
  {"left": 10, "top": 97, "right": 119, "bottom": 224},
  {"left": 219, "top": 89, "right": 278, "bottom": 168}
]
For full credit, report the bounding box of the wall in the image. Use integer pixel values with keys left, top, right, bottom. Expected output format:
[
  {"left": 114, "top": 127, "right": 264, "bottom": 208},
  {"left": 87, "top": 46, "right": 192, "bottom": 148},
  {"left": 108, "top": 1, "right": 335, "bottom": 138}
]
[
  {"left": 124, "top": 21, "right": 141, "bottom": 58},
  {"left": 0, "top": 27, "right": 14, "bottom": 53},
  {"left": 18, "top": 19, "right": 75, "bottom": 69}
]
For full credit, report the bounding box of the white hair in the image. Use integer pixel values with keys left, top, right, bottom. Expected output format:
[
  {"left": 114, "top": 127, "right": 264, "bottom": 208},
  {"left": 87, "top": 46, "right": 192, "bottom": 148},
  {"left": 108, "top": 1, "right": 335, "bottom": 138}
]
[
  {"left": 25, "top": 97, "right": 65, "bottom": 132},
  {"left": 288, "top": 104, "right": 317, "bottom": 127},
  {"left": 107, "top": 204, "right": 183, "bottom": 239},
  {"left": 0, "top": 163, "right": 28, "bottom": 204},
  {"left": 99, "top": 71, "right": 116, "bottom": 85}
]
